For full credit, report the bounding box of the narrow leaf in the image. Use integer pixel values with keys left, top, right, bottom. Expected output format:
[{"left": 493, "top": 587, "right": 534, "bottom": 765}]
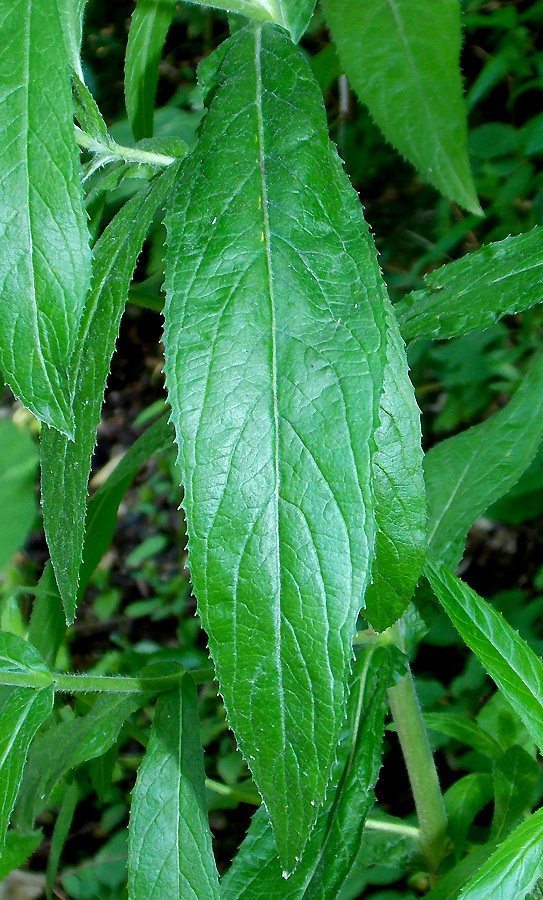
[
  {"left": 396, "top": 228, "right": 543, "bottom": 343},
  {"left": 57, "top": 0, "right": 88, "bottom": 79},
  {"left": 491, "top": 746, "right": 538, "bottom": 842},
  {"left": 444, "top": 773, "right": 493, "bottom": 860},
  {"left": 28, "top": 563, "right": 67, "bottom": 669},
  {"left": 364, "top": 311, "right": 426, "bottom": 630},
  {"left": 425, "top": 354, "right": 543, "bottom": 571},
  {"left": 163, "top": 23, "right": 395, "bottom": 868},
  {"left": 0, "top": 0, "right": 90, "bottom": 433},
  {"left": 13, "top": 693, "right": 147, "bottom": 831},
  {"left": 0, "top": 686, "right": 54, "bottom": 843},
  {"left": 426, "top": 561, "right": 543, "bottom": 755},
  {"left": 457, "top": 807, "right": 543, "bottom": 900},
  {"left": 220, "top": 644, "right": 397, "bottom": 899},
  {"left": 322, "top": 0, "right": 481, "bottom": 213},
  {"left": 46, "top": 780, "right": 80, "bottom": 900},
  {"left": 0, "top": 420, "right": 39, "bottom": 573},
  {"left": 0, "top": 830, "right": 42, "bottom": 882},
  {"left": 125, "top": 0, "right": 177, "bottom": 141},
  {"left": 40, "top": 163, "right": 180, "bottom": 624},
  {"left": 128, "top": 677, "right": 220, "bottom": 900},
  {"left": 424, "top": 712, "right": 503, "bottom": 761}
]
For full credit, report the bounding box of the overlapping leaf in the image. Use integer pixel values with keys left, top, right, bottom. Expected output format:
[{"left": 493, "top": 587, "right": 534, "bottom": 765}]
[
  {"left": 41, "top": 163, "right": 180, "bottom": 624},
  {"left": 322, "top": 0, "right": 481, "bottom": 213},
  {"left": 125, "top": 0, "right": 178, "bottom": 140},
  {"left": 163, "top": 22, "right": 396, "bottom": 868},
  {"left": 128, "top": 677, "right": 220, "bottom": 900},
  {"left": 425, "top": 354, "right": 543, "bottom": 570},
  {"left": 396, "top": 228, "right": 543, "bottom": 342},
  {"left": 0, "top": 0, "right": 90, "bottom": 433},
  {"left": 180, "top": 0, "right": 315, "bottom": 41}
]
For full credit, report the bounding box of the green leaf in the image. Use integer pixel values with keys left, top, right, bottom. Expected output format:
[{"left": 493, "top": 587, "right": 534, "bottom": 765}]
[
  {"left": 426, "top": 561, "right": 543, "bottom": 755},
  {"left": 13, "top": 693, "right": 148, "bottom": 831},
  {"left": 46, "top": 780, "right": 80, "bottom": 900},
  {"left": 423, "top": 712, "right": 503, "bottom": 761},
  {"left": 28, "top": 563, "right": 67, "bottom": 669},
  {"left": 0, "top": 686, "right": 54, "bottom": 843},
  {"left": 0, "top": 420, "right": 39, "bottom": 573},
  {"left": 125, "top": 0, "right": 177, "bottom": 141},
  {"left": 444, "top": 773, "right": 494, "bottom": 860},
  {"left": 128, "top": 677, "right": 219, "bottom": 900},
  {"left": 80, "top": 415, "right": 174, "bottom": 595},
  {"left": 62, "top": 830, "right": 128, "bottom": 900},
  {"left": 457, "top": 808, "right": 543, "bottom": 900},
  {"left": 0, "top": 631, "right": 52, "bottom": 684},
  {"left": 0, "top": 829, "right": 42, "bottom": 882},
  {"left": 396, "top": 228, "right": 543, "bottom": 343},
  {"left": 425, "top": 354, "right": 543, "bottom": 571},
  {"left": 423, "top": 845, "right": 495, "bottom": 900},
  {"left": 220, "top": 644, "right": 397, "bottom": 898},
  {"left": 72, "top": 74, "right": 109, "bottom": 142},
  {"left": 184, "top": 0, "right": 315, "bottom": 42},
  {"left": 364, "top": 312, "right": 426, "bottom": 630},
  {"left": 322, "top": 0, "right": 481, "bottom": 214},
  {"left": 163, "top": 23, "right": 396, "bottom": 869},
  {"left": 57, "top": 0, "right": 88, "bottom": 79},
  {"left": 0, "top": 0, "right": 90, "bottom": 433},
  {"left": 491, "top": 746, "right": 538, "bottom": 842},
  {"left": 40, "top": 162, "right": 180, "bottom": 624}
]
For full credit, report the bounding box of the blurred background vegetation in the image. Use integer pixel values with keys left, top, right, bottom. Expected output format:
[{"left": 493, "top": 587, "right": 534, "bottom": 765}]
[{"left": 2, "top": 1, "right": 543, "bottom": 897}]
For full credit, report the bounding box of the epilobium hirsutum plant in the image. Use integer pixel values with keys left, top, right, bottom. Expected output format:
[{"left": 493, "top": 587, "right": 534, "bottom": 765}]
[{"left": 1, "top": 0, "right": 543, "bottom": 896}]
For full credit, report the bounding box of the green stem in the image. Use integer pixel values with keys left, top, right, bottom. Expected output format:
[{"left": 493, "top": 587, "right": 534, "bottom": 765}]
[
  {"left": 387, "top": 622, "right": 448, "bottom": 872},
  {"left": 364, "top": 817, "right": 420, "bottom": 841},
  {"left": 0, "top": 666, "right": 215, "bottom": 694},
  {"left": 75, "top": 126, "right": 176, "bottom": 168}
]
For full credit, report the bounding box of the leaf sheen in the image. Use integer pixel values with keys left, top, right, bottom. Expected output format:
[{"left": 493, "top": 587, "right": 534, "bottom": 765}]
[{"left": 125, "top": 0, "right": 177, "bottom": 141}]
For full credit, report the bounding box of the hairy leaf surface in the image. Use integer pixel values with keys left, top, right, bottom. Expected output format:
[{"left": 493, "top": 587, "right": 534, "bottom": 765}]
[
  {"left": 425, "top": 354, "right": 543, "bottom": 570},
  {"left": 322, "top": 0, "right": 480, "bottom": 213},
  {"left": 457, "top": 807, "right": 543, "bottom": 900},
  {"left": 128, "top": 677, "right": 219, "bottom": 900},
  {"left": 0, "top": 0, "right": 90, "bottom": 433},
  {"left": 0, "top": 686, "right": 54, "bottom": 843},
  {"left": 396, "top": 228, "right": 543, "bottom": 342},
  {"left": 163, "top": 23, "right": 394, "bottom": 868},
  {"left": 220, "top": 644, "right": 396, "bottom": 898},
  {"left": 41, "top": 164, "right": 180, "bottom": 623},
  {"left": 426, "top": 561, "right": 543, "bottom": 755},
  {"left": 125, "top": 0, "right": 177, "bottom": 141}
]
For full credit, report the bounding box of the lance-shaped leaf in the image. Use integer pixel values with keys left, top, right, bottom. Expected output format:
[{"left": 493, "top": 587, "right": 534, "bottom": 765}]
[
  {"left": 322, "top": 0, "right": 481, "bottom": 214},
  {"left": 57, "top": 0, "right": 88, "bottom": 79},
  {"left": 426, "top": 561, "right": 543, "bottom": 755},
  {"left": 0, "top": 0, "right": 90, "bottom": 433},
  {"left": 491, "top": 746, "right": 538, "bottom": 843},
  {"left": 163, "top": 22, "right": 393, "bottom": 869},
  {"left": 425, "top": 354, "right": 543, "bottom": 571},
  {"left": 0, "top": 686, "right": 54, "bottom": 844},
  {"left": 457, "top": 807, "right": 543, "bottom": 900},
  {"left": 128, "top": 677, "right": 219, "bottom": 900},
  {"left": 40, "top": 163, "right": 180, "bottom": 624},
  {"left": 220, "top": 644, "right": 398, "bottom": 899},
  {"left": 364, "top": 309, "right": 426, "bottom": 631},
  {"left": 396, "top": 228, "right": 543, "bottom": 343},
  {"left": 125, "top": 0, "right": 177, "bottom": 141},
  {"left": 444, "top": 774, "right": 494, "bottom": 861}
]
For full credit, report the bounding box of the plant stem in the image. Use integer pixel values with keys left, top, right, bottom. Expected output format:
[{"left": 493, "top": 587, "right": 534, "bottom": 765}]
[
  {"left": 0, "top": 666, "right": 215, "bottom": 694},
  {"left": 364, "top": 817, "right": 420, "bottom": 840},
  {"left": 387, "top": 622, "right": 448, "bottom": 872},
  {"left": 75, "top": 126, "right": 177, "bottom": 168}
]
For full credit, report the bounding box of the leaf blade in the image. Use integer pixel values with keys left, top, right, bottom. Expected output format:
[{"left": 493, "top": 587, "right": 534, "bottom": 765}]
[{"left": 125, "top": 0, "right": 177, "bottom": 141}]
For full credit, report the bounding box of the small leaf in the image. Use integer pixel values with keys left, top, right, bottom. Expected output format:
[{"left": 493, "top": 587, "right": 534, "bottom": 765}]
[
  {"left": 444, "top": 773, "right": 494, "bottom": 861},
  {"left": 365, "top": 311, "right": 426, "bottom": 630},
  {"left": 163, "top": 23, "right": 395, "bottom": 869},
  {"left": 220, "top": 644, "right": 398, "bottom": 899},
  {"left": 0, "top": 631, "right": 52, "bottom": 683},
  {"left": 0, "top": 420, "right": 39, "bottom": 573},
  {"left": 424, "top": 712, "right": 503, "bottom": 761},
  {"left": 0, "top": 0, "right": 90, "bottom": 433},
  {"left": 125, "top": 0, "right": 177, "bottom": 141},
  {"left": 13, "top": 693, "right": 148, "bottom": 831},
  {"left": 40, "top": 162, "right": 180, "bottom": 624},
  {"left": 426, "top": 561, "right": 543, "bottom": 755},
  {"left": 28, "top": 563, "right": 67, "bottom": 669},
  {"left": 181, "top": 0, "right": 315, "bottom": 41},
  {"left": 46, "top": 780, "right": 79, "bottom": 900},
  {"left": 396, "top": 228, "right": 543, "bottom": 342},
  {"left": 0, "top": 829, "right": 42, "bottom": 882},
  {"left": 72, "top": 74, "right": 109, "bottom": 142},
  {"left": 128, "top": 677, "right": 220, "bottom": 900},
  {"left": 322, "top": 0, "right": 481, "bottom": 213},
  {"left": 425, "top": 354, "right": 543, "bottom": 571},
  {"left": 457, "top": 808, "right": 543, "bottom": 900},
  {"left": 491, "top": 746, "right": 538, "bottom": 842},
  {"left": 0, "top": 686, "right": 54, "bottom": 843}
]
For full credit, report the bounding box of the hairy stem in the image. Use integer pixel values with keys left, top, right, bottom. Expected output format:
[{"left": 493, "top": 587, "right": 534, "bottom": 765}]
[
  {"left": 75, "top": 126, "right": 177, "bottom": 168},
  {"left": 0, "top": 666, "right": 215, "bottom": 693}
]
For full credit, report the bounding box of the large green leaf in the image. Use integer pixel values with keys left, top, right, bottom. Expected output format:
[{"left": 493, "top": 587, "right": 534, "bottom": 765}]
[
  {"left": 220, "top": 644, "right": 397, "bottom": 898},
  {"left": 0, "top": 0, "right": 90, "bottom": 433},
  {"left": 0, "top": 420, "right": 39, "bottom": 573},
  {"left": 163, "top": 23, "right": 394, "bottom": 869},
  {"left": 125, "top": 0, "right": 177, "bottom": 141},
  {"left": 457, "top": 807, "right": 543, "bottom": 900},
  {"left": 396, "top": 228, "right": 543, "bottom": 342},
  {"left": 425, "top": 354, "right": 543, "bottom": 571},
  {"left": 128, "top": 677, "right": 219, "bottom": 900},
  {"left": 40, "top": 163, "right": 180, "bottom": 624},
  {"left": 426, "top": 561, "right": 543, "bottom": 755},
  {"left": 364, "top": 311, "right": 426, "bottom": 630},
  {"left": 322, "top": 0, "right": 480, "bottom": 214},
  {"left": 0, "top": 685, "right": 54, "bottom": 844}
]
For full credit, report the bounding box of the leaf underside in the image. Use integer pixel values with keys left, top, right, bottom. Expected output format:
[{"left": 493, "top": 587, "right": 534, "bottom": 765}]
[{"left": 163, "top": 22, "right": 396, "bottom": 869}]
